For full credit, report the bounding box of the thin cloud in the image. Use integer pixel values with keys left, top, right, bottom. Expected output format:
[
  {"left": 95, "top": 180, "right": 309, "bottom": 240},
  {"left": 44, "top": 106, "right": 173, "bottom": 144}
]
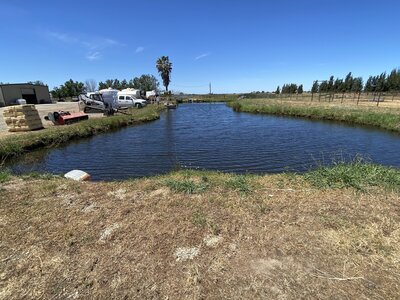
[
  {"left": 82, "top": 38, "right": 122, "bottom": 51},
  {"left": 136, "top": 46, "right": 145, "bottom": 53},
  {"left": 47, "top": 31, "right": 78, "bottom": 44},
  {"left": 86, "top": 52, "right": 101, "bottom": 61},
  {"left": 44, "top": 30, "right": 121, "bottom": 60},
  {"left": 195, "top": 52, "right": 211, "bottom": 60}
]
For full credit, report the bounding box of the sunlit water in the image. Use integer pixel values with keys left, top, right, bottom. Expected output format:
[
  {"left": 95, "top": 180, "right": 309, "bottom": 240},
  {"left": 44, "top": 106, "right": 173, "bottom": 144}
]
[{"left": 7, "top": 103, "right": 400, "bottom": 180}]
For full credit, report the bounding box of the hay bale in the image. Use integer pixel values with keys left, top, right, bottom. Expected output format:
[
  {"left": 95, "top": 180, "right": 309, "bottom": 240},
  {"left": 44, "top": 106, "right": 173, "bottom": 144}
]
[{"left": 3, "top": 104, "right": 43, "bottom": 132}]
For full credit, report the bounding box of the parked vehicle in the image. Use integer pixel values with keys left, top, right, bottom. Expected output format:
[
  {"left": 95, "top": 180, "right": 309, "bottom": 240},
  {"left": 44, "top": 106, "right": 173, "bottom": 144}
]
[
  {"left": 117, "top": 94, "right": 147, "bottom": 108},
  {"left": 79, "top": 92, "right": 107, "bottom": 113},
  {"left": 117, "top": 89, "right": 147, "bottom": 108},
  {"left": 146, "top": 90, "right": 157, "bottom": 99}
]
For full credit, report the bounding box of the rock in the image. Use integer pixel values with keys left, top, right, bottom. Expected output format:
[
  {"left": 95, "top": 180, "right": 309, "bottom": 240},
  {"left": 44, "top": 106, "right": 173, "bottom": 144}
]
[{"left": 175, "top": 247, "right": 200, "bottom": 262}]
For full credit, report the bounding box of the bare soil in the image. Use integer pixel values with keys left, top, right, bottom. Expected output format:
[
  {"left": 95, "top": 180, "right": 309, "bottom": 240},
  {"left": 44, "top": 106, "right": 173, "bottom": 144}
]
[{"left": 1, "top": 172, "right": 399, "bottom": 299}]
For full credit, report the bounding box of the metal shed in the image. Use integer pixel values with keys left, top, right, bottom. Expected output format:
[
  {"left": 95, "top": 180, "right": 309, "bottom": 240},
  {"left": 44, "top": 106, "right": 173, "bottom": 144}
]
[{"left": 0, "top": 83, "right": 51, "bottom": 107}]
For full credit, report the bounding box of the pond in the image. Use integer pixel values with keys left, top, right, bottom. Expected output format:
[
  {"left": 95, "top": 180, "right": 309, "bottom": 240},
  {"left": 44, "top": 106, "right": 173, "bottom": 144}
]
[{"left": 7, "top": 103, "right": 400, "bottom": 180}]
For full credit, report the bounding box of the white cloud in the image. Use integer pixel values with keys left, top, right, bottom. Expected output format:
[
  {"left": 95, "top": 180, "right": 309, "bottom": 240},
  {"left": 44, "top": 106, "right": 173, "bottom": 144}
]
[
  {"left": 195, "top": 52, "right": 211, "bottom": 60},
  {"left": 136, "top": 46, "right": 145, "bottom": 53},
  {"left": 86, "top": 52, "right": 101, "bottom": 61}
]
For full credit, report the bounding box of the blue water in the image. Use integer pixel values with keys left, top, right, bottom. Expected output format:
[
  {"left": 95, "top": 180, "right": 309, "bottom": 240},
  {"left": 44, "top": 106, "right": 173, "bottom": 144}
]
[{"left": 8, "top": 103, "right": 400, "bottom": 180}]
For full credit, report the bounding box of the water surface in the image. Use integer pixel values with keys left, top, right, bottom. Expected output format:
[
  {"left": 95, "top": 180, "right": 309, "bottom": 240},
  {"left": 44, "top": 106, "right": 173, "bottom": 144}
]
[{"left": 8, "top": 103, "right": 400, "bottom": 180}]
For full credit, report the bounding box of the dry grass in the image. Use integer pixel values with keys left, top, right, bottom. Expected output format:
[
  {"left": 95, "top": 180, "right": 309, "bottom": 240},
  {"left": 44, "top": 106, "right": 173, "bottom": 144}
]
[{"left": 1, "top": 170, "right": 400, "bottom": 299}]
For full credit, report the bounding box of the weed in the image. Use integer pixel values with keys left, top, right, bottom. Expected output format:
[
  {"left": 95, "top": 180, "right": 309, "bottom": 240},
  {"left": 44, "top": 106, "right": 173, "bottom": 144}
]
[
  {"left": 0, "top": 169, "right": 11, "bottom": 183},
  {"left": 192, "top": 211, "right": 207, "bottom": 228},
  {"left": 165, "top": 178, "right": 209, "bottom": 194},
  {"left": 21, "top": 172, "right": 57, "bottom": 180},
  {"left": 225, "top": 175, "right": 252, "bottom": 194}
]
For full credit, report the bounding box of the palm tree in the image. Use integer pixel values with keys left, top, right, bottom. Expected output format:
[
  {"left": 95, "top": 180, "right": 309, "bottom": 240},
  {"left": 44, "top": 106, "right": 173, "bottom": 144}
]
[{"left": 156, "top": 56, "right": 173, "bottom": 92}]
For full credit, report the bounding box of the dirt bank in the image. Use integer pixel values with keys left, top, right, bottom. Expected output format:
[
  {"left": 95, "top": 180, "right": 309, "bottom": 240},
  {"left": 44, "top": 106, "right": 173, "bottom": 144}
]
[{"left": 1, "top": 168, "right": 399, "bottom": 299}]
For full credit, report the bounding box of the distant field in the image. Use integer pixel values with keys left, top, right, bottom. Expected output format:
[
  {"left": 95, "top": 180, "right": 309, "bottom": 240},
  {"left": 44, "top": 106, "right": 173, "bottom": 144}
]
[
  {"left": 237, "top": 97, "right": 400, "bottom": 114},
  {"left": 269, "top": 93, "right": 400, "bottom": 110}
]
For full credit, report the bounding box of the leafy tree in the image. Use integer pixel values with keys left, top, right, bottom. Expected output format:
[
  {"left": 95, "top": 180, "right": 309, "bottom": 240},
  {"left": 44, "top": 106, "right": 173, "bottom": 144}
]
[
  {"left": 98, "top": 79, "right": 121, "bottom": 90},
  {"left": 131, "top": 74, "right": 160, "bottom": 91},
  {"left": 156, "top": 56, "right": 173, "bottom": 92},
  {"left": 334, "top": 78, "right": 344, "bottom": 93},
  {"left": 51, "top": 87, "right": 63, "bottom": 99},
  {"left": 120, "top": 79, "right": 128, "bottom": 90},
  {"left": 351, "top": 77, "right": 363, "bottom": 93},
  {"left": 98, "top": 81, "right": 106, "bottom": 89},
  {"left": 297, "top": 84, "right": 303, "bottom": 94},
  {"left": 327, "top": 76, "right": 334, "bottom": 92},
  {"left": 28, "top": 80, "right": 46, "bottom": 86},
  {"left": 57, "top": 79, "right": 85, "bottom": 97},
  {"left": 364, "top": 76, "right": 373, "bottom": 92},
  {"left": 275, "top": 86, "right": 280, "bottom": 94},
  {"left": 319, "top": 81, "right": 329, "bottom": 93},
  {"left": 105, "top": 79, "right": 115, "bottom": 89},
  {"left": 311, "top": 81, "right": 319, "bottom": 93},
  {"left": 344, "top": 72, "right": 353, "bottom": 92},
  {"left": 281, "top": 83, "right": 298, "bottom": 94},
  {"left": 387, "top": 69, "right": 400, "bottom": 91}
]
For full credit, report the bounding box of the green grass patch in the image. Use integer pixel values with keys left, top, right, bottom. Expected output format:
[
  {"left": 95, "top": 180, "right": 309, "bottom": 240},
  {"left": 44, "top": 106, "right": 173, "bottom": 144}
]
[
  {"left": 20, "top": 172, "right": 58, "bottom": 180},
  {"left": 305, "top": 160, "right": 400, "bottom": 191},
  {"left": 0, "top": 169, "right": 11, "bottom": 183},
  {"left": 165, "top": 178, "right": 209, "bottom": 194},
  {"left": 225, "top": 174, "right": 253, "bottom": 194}
]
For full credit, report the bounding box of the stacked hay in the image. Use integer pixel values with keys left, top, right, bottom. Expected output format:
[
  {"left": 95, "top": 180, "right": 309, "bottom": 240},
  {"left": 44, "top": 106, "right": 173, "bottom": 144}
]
[{"left": 2, "top": 105, "right": 43, "bottom": 132}]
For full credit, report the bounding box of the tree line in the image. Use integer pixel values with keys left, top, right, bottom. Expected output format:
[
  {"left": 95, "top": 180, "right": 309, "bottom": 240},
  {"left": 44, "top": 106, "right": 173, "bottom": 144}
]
[
  {"left": 276, "top": 68, "right": 400, "bottom": 94},
  {"left": 276, "top": 84, "right": 303, "bottom": 94},
  {"left": 98, "top": 74, "right": 159, "bottom": 91},
  {"left": 50, "top": 55, "right": 173, "bottom": 99},
  {"left": 51, "top": 74, "right": 160, "bottom": 99}
]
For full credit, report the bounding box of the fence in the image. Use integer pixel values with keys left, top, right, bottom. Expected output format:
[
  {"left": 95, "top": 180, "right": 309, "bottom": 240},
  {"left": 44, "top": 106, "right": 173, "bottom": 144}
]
[{"left": 245, "top": 92, "right": 400, "bottom": 107}]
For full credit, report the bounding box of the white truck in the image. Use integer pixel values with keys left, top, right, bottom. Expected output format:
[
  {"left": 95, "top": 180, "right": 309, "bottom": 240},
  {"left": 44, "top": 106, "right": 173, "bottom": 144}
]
[{"left": 117, "top": 88, "right": 147, "bottom": 108}]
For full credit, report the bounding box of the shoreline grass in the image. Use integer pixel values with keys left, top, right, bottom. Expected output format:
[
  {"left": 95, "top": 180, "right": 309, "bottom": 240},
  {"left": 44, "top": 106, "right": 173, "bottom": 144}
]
[
  {"left": 0, "top": 105, "right": 163, "bottom": 163},
  {"left": 228, "top": 99, "right": 400, "bottom": 132}
]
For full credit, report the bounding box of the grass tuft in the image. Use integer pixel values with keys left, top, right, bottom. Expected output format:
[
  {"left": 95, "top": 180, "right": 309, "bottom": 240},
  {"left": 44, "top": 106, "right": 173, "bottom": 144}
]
[
  {"left": 225, "top": 175, "right": 252, "bottom": 194},
  {"left": 165, "top": 178, "right": 209, "bottom": 194},
  {"left": 305, "top": 159, "right": 400, "bottom": 191},
  {"left": 0, "top": 169, "right": 11, "bottom": 183},
  {"left": 20, "top": 172, "right": 58, "bottom": 180},
  {"left": 192, "top": 211, "right": 207, "bottom": 227}
]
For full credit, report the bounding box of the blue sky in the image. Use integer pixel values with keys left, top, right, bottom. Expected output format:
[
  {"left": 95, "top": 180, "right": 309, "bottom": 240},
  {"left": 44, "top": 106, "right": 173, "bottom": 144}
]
[{"left": 1, "top": 0, "right": 399, "bottom": 93}]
